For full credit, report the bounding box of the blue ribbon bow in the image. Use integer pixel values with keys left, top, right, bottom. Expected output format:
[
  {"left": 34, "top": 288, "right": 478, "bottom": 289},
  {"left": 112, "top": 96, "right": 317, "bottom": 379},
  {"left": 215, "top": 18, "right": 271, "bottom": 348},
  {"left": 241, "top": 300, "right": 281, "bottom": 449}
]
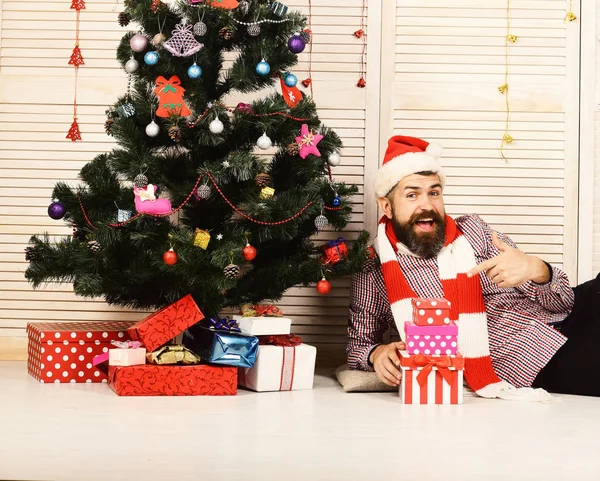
[
  {"left": 325, "top": 237, "right": 345, "bottom": 248},
  {"left": 209, "top": 317, "right": 241, "bottom": 332}
]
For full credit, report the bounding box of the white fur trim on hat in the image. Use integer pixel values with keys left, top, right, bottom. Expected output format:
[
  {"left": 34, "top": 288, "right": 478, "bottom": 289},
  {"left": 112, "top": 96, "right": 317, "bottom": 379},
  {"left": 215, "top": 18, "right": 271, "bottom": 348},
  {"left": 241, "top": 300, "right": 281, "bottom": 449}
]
[{"left": 373, "top": 151, "right": 445, "bottom": 198}]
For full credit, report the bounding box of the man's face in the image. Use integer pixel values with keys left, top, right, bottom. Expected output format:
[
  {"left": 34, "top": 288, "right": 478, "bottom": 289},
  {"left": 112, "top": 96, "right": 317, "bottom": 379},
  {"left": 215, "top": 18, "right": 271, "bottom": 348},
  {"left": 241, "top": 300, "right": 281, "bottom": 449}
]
[{"left": 379, "top": 174, "right": 447, "bottom": 258}]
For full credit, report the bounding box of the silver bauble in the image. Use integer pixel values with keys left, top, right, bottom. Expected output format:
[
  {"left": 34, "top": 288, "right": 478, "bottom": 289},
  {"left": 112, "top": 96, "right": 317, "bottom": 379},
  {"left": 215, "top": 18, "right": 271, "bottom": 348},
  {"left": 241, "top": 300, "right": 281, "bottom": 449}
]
[
  {"left": 314, "top": 214, "right": 329, "bottom": 231},
  {"left": 238, "top": 0, "right": 250, "bottom": 14},
  {"left": 134, "top": 174, "right": 149, "bottom": 188},
  {"left": 327, "top": 152, "right": 341, "bottom": 167},
  {"left": 152, "top": 33, "right": 166, "bottom": 46},
  {"left": 248, "top": 24, "right": 261, "bottom": 36},
  {"left": 256, "top": 133, "right": 272, "bottom": 150},
  {"left": 145, "top": 120, "right": 160, "bottom": 137},
  {"left": 193, "top": 21, "right": 207, "bottom": 36},
  {"left": 209, "top": 118, "right": 224, "bottom": 134},
  {"left": 125, "top": 58, "right": 139, "bottom": 73},
  {"left": 195, "top": 185, "right": 211, "bottom": 200}
]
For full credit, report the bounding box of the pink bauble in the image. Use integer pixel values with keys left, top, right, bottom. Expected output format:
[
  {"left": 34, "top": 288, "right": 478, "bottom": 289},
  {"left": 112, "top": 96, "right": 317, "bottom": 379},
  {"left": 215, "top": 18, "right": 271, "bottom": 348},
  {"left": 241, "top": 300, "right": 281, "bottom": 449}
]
[{"left": 130, "top": 33, "right": 148, "bottom": 52}]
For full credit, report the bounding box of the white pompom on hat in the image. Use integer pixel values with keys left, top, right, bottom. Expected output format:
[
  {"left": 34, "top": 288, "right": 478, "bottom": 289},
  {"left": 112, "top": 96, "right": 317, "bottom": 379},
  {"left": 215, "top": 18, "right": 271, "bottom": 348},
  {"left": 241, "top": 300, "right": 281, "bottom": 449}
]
[{"left": 374, "top": 135, "right": 444, "bottom": 198}]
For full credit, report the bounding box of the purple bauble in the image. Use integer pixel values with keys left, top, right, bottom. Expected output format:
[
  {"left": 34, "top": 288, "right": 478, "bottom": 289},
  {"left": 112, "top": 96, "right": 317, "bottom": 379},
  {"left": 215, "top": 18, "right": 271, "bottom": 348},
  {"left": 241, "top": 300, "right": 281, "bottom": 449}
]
[
  {"left": 48, "top": 201, "right": 66, "bottom": 220},
  {"left": 288, "top": 34, "right": 306, "bottom": 54}
]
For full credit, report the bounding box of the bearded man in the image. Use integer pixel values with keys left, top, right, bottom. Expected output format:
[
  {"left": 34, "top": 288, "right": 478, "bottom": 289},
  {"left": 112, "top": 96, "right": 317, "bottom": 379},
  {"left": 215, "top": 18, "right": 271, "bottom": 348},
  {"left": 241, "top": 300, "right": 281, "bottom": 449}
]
[{"left": 347, "top": 135, "right": 600, "bottom": 400}]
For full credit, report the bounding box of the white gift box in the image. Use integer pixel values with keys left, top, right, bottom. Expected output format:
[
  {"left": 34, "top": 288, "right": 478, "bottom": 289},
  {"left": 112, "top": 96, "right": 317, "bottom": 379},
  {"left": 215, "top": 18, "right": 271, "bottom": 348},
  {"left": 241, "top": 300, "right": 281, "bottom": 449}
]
[
  {"left": 232, "top": 315, "right": 292, "bottom": 336},
  {"left": 108, "top": 347, "right": 147, "bottom": 367},
  {"left": 239, "top": 343, "right": 316, "bottom": 392}
]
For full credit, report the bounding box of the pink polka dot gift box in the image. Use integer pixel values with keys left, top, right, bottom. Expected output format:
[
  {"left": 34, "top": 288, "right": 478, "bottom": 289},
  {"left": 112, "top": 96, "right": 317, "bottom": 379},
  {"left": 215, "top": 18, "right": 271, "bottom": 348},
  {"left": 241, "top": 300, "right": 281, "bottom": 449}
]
[
  {"left": 403, "top": 321, "right": 458, "bottom": 356},
  {"left": 26, "top": 321, "right": 135, "bottom": 384},
  {"left": 411, "top": 298, "right": 452, "bottom": 326}
]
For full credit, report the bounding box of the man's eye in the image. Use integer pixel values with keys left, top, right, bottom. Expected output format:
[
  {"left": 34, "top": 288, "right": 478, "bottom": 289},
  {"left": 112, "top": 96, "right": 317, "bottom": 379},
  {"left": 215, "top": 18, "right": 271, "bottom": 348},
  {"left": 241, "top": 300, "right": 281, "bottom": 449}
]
[
  {"left": 407, "top": 193, "right": 417, "bottom": 199},
  {"left": 430, "top": 191, "right": 440, "bottom": 197}
]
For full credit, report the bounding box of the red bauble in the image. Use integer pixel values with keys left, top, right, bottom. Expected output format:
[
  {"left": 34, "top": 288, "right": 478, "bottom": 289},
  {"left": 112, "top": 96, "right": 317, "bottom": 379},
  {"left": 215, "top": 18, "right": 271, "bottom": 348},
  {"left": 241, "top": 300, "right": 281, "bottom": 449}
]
[
  {"left": 316, "top": 278, "right": 331, "bottom": 295},
  {"left": 242, "top": 243, "right": 257, "bottom": 261},
  {"left": 163, "top": 248, "right": 178, "bottom": 265}
]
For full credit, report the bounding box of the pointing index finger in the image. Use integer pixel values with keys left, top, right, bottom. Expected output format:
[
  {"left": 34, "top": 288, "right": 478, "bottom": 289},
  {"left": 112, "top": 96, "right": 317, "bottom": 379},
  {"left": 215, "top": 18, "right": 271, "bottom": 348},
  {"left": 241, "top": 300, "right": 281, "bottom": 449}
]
[{"left": 467, "top": 258, "right": 497, "bottom": 278}]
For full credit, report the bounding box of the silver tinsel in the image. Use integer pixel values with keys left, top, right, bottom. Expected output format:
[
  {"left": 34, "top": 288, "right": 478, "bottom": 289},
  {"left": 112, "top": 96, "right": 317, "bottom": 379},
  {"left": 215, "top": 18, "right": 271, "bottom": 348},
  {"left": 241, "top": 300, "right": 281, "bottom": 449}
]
[
  {"left": 193, "top": 21, "right": 207, "bottom": 36},
  {"left": 247, "top": 24, "right": 261, "bottom": 36},
  {"left": 314, "top": 214, "right": 329, "bottom": 231},
  {"left": 134, "top": 174, "right": 149, "bottom": 188},
  {"left": 238, "top": 1, "right": 250, "bottom": 15}
]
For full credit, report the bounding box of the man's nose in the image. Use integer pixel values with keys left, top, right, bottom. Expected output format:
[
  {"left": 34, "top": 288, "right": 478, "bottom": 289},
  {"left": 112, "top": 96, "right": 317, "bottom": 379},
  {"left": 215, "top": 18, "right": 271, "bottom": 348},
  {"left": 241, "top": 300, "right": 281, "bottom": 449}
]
[{"left": 417, "top": 196, "right": 434, "bottom": 211}]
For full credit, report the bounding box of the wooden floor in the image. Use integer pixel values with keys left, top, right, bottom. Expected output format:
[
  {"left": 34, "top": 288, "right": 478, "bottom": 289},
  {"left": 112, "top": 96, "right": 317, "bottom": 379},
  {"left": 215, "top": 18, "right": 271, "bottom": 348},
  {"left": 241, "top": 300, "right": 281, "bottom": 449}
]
[{"left": 1, "top": 360, "right": 600, "bottom": 481}]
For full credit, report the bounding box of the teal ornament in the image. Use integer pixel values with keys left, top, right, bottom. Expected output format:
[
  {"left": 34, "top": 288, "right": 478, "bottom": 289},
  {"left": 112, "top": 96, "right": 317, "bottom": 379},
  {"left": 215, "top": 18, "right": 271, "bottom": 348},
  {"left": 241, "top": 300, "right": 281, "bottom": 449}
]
[
  {"left": 256, "top": 59, "right": 271, "bottom": 76},
  {"left": 284, "top": 73, "right": 297, "bottom": 87},
  {"left": 144, "top": 51, "right": 159, "bottom": 65},
  {"left": 188, "top": 63, "right": 202, "bottom": 79},
  {"left": 269, "top": 1, "right": 288, "bottom": 17}
]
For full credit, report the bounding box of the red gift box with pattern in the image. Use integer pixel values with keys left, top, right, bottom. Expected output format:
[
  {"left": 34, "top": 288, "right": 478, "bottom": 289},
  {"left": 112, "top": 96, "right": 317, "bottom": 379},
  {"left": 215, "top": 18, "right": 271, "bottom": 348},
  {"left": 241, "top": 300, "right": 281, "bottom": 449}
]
[
  {"left": 411, "top": 298, "right": 452, "bottom": 326},
  {"left": 27, "top": 321, "right": 134, "bottom": 384},
  {"left": 101, "top": 363, "right": 237, "bottom": 396},
  {"left": 399, "top": 350, "right": 464, "bottom": 405},
  {"left": 127, "top": 294, "right": 204, "bottom": 352}
]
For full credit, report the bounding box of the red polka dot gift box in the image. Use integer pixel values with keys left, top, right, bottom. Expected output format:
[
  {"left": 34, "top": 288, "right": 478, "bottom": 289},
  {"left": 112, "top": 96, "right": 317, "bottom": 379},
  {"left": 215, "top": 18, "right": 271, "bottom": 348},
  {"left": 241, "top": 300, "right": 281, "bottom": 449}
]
[
  {"left": 27, "top": 321, "right": 135, "bottom": 384},
  {"left": 411, "top": 298, "right": 452, "bottom": 326}
]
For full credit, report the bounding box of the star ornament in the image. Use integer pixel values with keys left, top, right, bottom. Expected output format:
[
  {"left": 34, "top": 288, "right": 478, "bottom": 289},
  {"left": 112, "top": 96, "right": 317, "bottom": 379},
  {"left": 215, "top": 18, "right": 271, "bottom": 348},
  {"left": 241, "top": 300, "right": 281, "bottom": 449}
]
[{"left": 296, "top": 124, "right": 323, "bottom": 159}]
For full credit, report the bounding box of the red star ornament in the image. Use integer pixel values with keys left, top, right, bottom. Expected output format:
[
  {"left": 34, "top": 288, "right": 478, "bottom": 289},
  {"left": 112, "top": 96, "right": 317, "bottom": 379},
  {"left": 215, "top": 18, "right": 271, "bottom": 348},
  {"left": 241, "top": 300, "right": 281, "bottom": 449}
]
[
  {"left": 279, "top": 76, "right": 302, "bottom": 108},
  {"left": 295, "top": 124, "right": 323, "bottom": 159}
]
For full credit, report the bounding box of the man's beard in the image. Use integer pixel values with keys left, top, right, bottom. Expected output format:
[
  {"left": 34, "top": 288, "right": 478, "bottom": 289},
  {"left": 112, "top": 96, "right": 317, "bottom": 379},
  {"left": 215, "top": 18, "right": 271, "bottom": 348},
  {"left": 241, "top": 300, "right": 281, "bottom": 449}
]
[{"left": 391, "top": 209, "right": 446, "bottom": 258}]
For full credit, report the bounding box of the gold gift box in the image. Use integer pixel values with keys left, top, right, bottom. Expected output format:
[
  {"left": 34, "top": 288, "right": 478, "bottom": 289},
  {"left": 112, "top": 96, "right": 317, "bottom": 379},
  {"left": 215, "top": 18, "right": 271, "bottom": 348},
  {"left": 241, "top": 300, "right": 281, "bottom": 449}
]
[
  {"left": 259, "top": 187, "right": 275, "bottom": 200},
  {"left": 193, "top": 228, "right": 211, "bottom": 249}
]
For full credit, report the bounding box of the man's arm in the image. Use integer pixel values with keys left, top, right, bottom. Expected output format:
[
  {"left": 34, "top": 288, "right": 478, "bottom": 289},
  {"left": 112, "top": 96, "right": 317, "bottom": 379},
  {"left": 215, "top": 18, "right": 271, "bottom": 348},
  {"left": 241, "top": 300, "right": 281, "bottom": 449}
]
[
  {"left": 346, "top": 269, "right": 392, "bottom": 371},
  {"left": 464, "top": 216, "right": 574, "bottom": 314}
]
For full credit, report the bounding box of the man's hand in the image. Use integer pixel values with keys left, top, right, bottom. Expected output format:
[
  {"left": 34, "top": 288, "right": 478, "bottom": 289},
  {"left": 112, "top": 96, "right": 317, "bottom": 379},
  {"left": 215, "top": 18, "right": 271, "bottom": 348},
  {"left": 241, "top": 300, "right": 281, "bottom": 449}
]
[
  {"left": 467, "top": 231, "right": 550, "bottom": 287},
  {"left": 370, "top": 341, "right": 406, "bottom": 387}
]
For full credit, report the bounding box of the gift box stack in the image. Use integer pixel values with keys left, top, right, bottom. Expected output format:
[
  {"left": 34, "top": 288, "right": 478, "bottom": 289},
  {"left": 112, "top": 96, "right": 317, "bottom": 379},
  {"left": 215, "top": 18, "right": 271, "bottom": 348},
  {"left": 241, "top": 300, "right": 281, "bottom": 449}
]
[
  {"left": 231, "top": 304, "right": 317, "bottom": 392},
  {"left": 399, "top": 298, "right": 464, "bottom": 405},
  {"left": 91, "top": 294, "right": 264, "bottom": 396}
]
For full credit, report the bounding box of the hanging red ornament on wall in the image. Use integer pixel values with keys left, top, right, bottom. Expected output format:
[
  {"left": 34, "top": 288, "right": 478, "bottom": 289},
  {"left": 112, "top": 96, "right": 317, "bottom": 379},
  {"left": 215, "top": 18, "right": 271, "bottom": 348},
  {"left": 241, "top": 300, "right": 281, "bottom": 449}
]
[
  {"left": 316, "top": 276, "right": 331, "bottom": 295},
  {"left": 66, "top": 0, "right": 86, "bottom": 141},
  {"left": 242, "top": 243, "right": 257, "bottom": 261},
  {"left": 163, "top": 248, "right": 178, "bottom": 265}
]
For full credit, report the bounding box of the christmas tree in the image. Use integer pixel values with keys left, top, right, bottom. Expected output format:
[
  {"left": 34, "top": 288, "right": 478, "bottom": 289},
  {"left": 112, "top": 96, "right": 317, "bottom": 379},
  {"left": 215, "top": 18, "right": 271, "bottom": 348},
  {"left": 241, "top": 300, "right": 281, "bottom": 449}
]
[{"left": 25, "top": 0, "right": 370, "bottom": 320}]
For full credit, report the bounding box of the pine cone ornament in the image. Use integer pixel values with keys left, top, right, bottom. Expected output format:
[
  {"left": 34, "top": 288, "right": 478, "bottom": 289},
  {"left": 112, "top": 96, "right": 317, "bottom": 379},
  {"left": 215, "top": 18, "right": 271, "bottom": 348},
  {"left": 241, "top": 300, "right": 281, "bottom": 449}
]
[
  {"left": 286, "top": 142, "right": 300, "bottom": 156},
  {"left": 223, "top": 263, "right": 240, "bottom": 279},
  {"left": 300, "top": 29, "right": 312, "bottom": 44},
  {"left": 104, "top": 118, "right": 114, "bottom": 136},
  {"left": 362, "top": 246, "right": 378, "bottom": 272},
  {"left": 25, "top": 246, "right": 39, "bottom": 262},
  {"left": 168, "top": 125, "right": 182, "bottom": 143},
  {"left": 87, "top": 240, "right": 102, "bottom": 253},
  {"left": 219, "top": 27, "right": 233, "bottom": 40},
  {"left": 255, "top": 173, "right": 271, "bottom": 187},
  {"left": 118, "top": 12, "right": 131, "bottom": 27}
]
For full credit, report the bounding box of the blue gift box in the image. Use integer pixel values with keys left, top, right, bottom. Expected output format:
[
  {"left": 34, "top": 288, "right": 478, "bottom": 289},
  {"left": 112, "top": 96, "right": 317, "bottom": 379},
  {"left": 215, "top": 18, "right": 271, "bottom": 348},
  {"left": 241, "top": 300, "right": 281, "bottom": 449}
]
[{"left": 183, "top": 324, "right": 259, "bottom": 369}]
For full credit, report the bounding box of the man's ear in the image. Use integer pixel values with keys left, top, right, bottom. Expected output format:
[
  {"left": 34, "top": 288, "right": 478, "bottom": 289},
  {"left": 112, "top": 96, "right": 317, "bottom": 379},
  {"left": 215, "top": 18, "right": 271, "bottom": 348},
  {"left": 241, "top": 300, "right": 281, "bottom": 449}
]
[{"left": 377, "top": 196, "right": 393, "bottom": 219}]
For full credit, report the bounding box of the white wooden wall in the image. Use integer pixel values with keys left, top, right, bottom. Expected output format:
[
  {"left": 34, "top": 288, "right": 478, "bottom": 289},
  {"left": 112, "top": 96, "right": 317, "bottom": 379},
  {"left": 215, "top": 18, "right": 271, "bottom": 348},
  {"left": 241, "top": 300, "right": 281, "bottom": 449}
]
[
  {"left": 0, "top": 0, "right": 584, "bottom": 362},
  {"left": 0, "top": 0, "right": 379, "bottom": 362}
]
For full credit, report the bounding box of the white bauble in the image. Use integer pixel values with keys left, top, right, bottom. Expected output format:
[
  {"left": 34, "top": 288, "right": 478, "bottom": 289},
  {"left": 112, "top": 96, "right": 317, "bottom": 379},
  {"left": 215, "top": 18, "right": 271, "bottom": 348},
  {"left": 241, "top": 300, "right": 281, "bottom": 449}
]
[
  {"left": 256, "top": 133, "right": 272, "bottom": 150},
  {"left": 145, "top": 120, "right": 160, "bottom": 137},
  {"left": 209, "top": 118, "right": 224, "bottom": 134},
  {"left": 328, "top": 152, "right": 341, "bottom": 167},
  {"left": 125, "top": 58, "right": 139, "bottom": 73}
]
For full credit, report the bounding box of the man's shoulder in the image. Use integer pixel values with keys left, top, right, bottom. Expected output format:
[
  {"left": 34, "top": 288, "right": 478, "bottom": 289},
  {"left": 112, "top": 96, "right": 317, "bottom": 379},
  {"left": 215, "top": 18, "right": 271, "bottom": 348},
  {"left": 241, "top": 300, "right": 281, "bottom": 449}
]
[{"left": 454, "top": 214, "right": 492, "bottom": 254}]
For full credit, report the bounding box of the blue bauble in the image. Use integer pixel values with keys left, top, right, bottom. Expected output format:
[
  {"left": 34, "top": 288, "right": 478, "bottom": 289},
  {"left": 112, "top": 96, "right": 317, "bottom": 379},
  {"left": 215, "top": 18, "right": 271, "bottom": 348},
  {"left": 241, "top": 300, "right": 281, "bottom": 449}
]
[
  {"left": 188, "top": 63, "right": 202, "bottom": 79},
  {"left": 284, "top": 73, "right": 298, "bottom": 87},
  {"left": 332, "top": 195, "right": 341, "bottom": 207},
  {"left": 256, "top": 60, "right": 271, "bottom": 76},
  {"left": 144, "top": 51, "right": 159, "bottom": 65},
  {"left": 48, "top": 201, "right": 66, "bottom": 220}
]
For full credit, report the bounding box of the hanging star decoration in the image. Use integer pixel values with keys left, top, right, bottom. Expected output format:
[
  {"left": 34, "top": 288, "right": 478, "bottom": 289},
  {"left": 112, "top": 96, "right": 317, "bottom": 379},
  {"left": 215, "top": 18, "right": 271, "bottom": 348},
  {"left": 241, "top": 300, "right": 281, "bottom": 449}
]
[
  {"left": 296, "top": 124, "right": 323, "bottom": 159},
  {"left": 222, "top": 160, "right": 231, "bottom": 168},
  {"left": 216, "top": 233, "right": 224, "bottom": 240}
]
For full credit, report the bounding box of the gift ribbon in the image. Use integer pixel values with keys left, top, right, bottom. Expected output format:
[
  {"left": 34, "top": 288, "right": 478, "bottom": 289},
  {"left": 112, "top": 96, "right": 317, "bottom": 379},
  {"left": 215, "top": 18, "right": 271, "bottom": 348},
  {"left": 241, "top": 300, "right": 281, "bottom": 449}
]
[
  {"left": 111, "top": 340, "right": 142, "bottom": 349},
  {"left": 253, "top": 304, "right": 283, "bottom": 317},
  {"left": 208, "top": 317, "right": 241, "bottom": 332},
  {"left": 259, "top": 334, "right": 302, "bottom": 347},
  {"left": 407, "top": 354, "right": 457, "bottom": 388},
  {"left": 155, "top": 76, "right": 181, "bottom": 95}
]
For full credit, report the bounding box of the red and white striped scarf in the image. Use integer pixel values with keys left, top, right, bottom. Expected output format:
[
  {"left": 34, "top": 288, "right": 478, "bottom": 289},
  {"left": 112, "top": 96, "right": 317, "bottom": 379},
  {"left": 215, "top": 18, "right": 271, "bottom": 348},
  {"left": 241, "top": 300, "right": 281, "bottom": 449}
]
[{"left": 376, "top": 215, "right": 552, "bottom": 402}]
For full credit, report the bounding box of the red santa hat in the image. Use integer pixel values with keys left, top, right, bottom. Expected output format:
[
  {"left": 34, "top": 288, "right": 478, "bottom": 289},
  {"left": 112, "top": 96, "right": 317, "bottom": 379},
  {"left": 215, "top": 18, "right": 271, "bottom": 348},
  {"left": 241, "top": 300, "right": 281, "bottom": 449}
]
[{"left": 373, "top": 135, "right": 444, "bottom": 198}]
